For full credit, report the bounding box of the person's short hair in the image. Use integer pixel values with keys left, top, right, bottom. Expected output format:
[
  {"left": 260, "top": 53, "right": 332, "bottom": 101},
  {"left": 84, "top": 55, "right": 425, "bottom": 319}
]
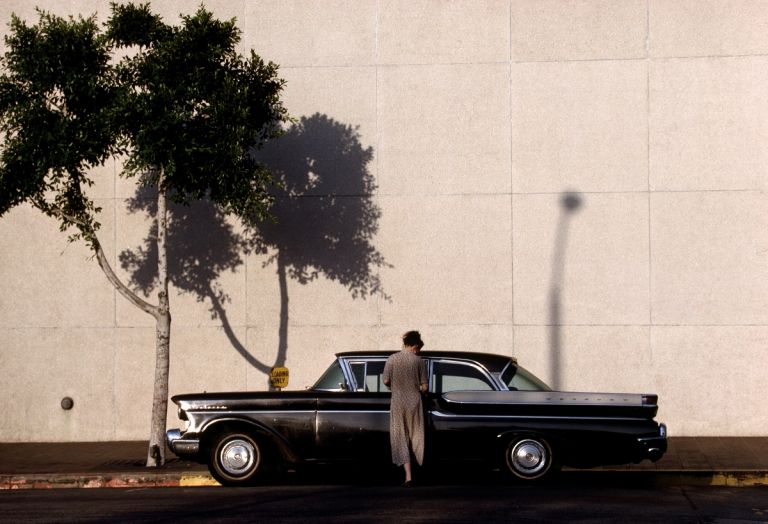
[{"left": 402, "top": 330, "right": 424, "bottom": 349}]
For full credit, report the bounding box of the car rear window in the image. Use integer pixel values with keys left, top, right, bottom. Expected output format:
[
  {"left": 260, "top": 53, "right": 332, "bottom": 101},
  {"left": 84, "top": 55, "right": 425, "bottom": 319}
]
[{"left": 502, "top": 365, "right": 551, "bottom": 391}]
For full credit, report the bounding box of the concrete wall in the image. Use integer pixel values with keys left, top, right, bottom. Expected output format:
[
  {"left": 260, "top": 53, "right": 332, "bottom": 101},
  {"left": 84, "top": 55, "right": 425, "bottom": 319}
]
[{"left": 0, "top": 0, "right": 766, "bottom": 441}]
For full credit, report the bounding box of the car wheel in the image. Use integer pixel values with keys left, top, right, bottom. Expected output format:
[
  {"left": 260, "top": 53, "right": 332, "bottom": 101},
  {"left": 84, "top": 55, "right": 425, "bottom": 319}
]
[
  {"left": 209, "top": 432, "right": 263, "bottom": 486},
  {"left": 504, "top": 436, "right": 555, "bottom": 481}
]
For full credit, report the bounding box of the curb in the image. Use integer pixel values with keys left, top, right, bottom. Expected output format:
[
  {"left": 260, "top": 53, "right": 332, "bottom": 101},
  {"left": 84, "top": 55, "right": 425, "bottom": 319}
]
[
  {"left": 655, "top": 471, "right": 768, "bottom": 488},
  {"left": 0, "top": 472, "right": 191, "bottom": 490},
  {"left": 1, "top": 471, "right": 766, "bottom": 490},
  {"left": 0, "top": 472, "right": 222, "bottom": 489},
  {"left": 179, "top": 473, "right": 220, "bottom": 487},
  {"left": 563, "top": 470, "right": 768, "bottom": 488}
]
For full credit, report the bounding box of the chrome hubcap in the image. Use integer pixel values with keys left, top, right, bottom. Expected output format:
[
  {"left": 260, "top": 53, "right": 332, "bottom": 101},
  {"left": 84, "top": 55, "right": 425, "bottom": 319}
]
[
  {"left": 510, "top": 439, "right": 547, "bottom": 476},
  {"left": 220, "top": 439, "right": 256, "bottom": 476}
]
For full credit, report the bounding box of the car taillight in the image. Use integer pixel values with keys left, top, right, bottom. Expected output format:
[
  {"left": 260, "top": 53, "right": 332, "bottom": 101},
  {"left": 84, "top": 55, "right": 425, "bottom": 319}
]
[{"left": 641, "top": 394, "right": 658, "bottom": 405}]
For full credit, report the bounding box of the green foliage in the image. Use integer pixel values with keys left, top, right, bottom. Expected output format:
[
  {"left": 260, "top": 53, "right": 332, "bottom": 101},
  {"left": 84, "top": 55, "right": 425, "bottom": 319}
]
[
  {"left": 0, "top": 9, "right": 116, "bottom": 244},
  {"left": 105, "top": 2, "right": 169, "bottom": 47},
  {"left": 108, "top": 4, "right": 288, "bottom": 222},
  {"left": 0, "top": 3, "right": 288, "bottom": 246}
]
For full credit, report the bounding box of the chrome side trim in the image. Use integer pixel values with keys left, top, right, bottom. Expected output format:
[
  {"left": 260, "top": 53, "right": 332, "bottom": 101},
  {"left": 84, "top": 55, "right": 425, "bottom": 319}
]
[
  {"left": 431, "top": 411, "right": 648, "bottom": 422},
  {"left": 189, "top": 410, "right": 317, "bottom": 415},
  {"left": 442, "top": 390, "right": 644, "bottom": 406},
  {"left": 317, "top": 410, "right": 389, "bottom": 414}
]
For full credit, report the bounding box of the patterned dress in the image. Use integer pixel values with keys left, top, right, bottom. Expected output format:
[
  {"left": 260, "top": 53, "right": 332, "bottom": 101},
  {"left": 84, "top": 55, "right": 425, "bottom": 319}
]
[{"left": 383, "top": 350, "right": 428, "bottom": 466}]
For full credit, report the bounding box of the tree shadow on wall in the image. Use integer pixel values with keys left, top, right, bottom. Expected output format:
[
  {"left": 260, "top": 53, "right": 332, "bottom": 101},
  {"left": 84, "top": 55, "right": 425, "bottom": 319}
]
[{"left": 120, "top": 113, "right": 388, "bottom": 385}]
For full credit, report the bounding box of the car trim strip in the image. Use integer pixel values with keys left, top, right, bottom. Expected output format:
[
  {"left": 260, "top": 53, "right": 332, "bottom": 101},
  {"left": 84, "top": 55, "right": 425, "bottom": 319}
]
[{"left": 430, "top": 411, "right": 651, "bottom": 422}]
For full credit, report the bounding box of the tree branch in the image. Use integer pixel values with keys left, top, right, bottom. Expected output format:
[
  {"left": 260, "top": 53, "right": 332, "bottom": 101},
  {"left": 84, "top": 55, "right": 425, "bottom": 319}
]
[
  {"left": 92, "top": 234, "right": 160, "bottom": 318},
  {"left": 47, "top": 204, "right": 160, "bottom": 317}
]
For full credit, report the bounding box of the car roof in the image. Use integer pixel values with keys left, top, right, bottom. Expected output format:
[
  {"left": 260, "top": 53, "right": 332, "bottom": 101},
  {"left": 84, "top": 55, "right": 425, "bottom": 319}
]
[{"left": 335, "top": 350, "right": 516, "bottom": 374}]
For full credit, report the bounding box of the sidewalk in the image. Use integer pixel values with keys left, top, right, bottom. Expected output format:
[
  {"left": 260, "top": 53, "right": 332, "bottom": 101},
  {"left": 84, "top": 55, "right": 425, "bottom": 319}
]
[{"left": 1, "top": 437, "right": 767, "bottom": 490}]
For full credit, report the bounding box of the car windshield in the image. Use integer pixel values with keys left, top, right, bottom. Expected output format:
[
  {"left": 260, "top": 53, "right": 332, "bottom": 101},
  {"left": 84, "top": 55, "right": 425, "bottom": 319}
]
[
  {"left": 502, "top": 364, "right": 551, "bottom": 391},
  {"left": 312, "top": 360, "right": 348, "bottom": 391}
]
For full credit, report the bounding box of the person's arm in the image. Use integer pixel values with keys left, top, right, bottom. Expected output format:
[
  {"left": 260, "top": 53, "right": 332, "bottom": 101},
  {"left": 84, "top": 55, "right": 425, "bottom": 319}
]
[
  {"left": 419, "top": 360, "right": 428, "bottom": 393},
  {"left": 383, "top": 358, "right": 391, "bottom": 388}
]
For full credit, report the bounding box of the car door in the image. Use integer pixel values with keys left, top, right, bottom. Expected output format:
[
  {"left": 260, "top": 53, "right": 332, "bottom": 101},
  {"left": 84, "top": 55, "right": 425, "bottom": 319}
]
[
  {"left": 425, "top": 359, "right": 498, "bottom": 463},
  {"left": 314, "top": 358, "right": 391, "bottom": 462}
]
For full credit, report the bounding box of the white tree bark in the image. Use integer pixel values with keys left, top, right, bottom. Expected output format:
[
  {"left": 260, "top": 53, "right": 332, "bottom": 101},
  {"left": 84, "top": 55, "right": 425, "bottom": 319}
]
[
  {"left": 94, "top": 238, "right": 158, "bottom": 316},
  {"left": 146, "top": 170, "right": 171, "bottom": 467}
]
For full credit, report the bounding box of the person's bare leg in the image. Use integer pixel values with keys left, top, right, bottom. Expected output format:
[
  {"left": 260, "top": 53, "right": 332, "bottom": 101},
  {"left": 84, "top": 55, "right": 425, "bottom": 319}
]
[{"left": 404, "top": 461, "right": 412, "bottom": 483}]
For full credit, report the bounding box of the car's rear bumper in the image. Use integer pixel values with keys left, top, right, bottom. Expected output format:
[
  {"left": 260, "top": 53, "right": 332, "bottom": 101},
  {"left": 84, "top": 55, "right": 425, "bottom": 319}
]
[{"left": 637, "top": 423, "right": 667, "bottom": 462}]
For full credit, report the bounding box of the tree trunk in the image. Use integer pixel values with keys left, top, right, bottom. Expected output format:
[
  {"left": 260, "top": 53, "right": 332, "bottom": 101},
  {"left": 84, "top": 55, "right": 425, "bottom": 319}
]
[
  {"left": 146, "top": 174, "right": 171, "bottom": 467},
  {"left": 146, "top": 301, "right": 170, "bottom": 467},
  {"left": 50, "top": 178, "right": 172, "bottom": 467}
]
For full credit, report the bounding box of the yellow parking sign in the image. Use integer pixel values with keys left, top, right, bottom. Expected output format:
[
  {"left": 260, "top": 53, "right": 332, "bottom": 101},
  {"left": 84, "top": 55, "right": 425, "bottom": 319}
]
[{"left": 270, "top": 367, "right": 289, "bottom": 389}]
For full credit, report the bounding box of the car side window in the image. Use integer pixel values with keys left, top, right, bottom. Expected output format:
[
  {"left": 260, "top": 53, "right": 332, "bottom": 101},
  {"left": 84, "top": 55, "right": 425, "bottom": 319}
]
[
  {"left": 432, "top": 361, "right": 494, "bottom": 394},
  {"left": 350, "top": 360, "right": 387, "bottom": 392},
  {"left": 350, "top": 362, "right": 365, "bottom": 390}
]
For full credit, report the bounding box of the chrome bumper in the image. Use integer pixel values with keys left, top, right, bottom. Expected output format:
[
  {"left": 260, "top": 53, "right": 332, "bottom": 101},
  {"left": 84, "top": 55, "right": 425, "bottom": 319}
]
[
  {"left": 638, "top": 423, "right": 668, "bottom": 462},
  {"left": 166, "top": 428, "right": 200, "bottom": 457}
]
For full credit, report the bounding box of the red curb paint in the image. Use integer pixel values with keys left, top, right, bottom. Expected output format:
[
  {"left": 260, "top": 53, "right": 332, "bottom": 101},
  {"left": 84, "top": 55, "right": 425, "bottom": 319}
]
[{"left": 1, "top": 473, "right": 183, "bottom": 490}]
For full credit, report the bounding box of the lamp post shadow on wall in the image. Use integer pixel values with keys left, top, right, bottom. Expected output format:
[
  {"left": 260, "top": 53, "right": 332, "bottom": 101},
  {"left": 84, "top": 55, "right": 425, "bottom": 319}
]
[
  {"left": 548, "top": 192, "right": 583, "bottom": 391},
  {"left": 120, "top": 113, "right": 388, "bottom": 387}
]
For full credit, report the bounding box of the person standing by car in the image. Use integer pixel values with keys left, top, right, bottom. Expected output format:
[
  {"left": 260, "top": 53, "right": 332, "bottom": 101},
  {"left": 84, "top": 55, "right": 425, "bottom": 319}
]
[{"left": 383, "top": 330, "right": 428, "bottom": 487}]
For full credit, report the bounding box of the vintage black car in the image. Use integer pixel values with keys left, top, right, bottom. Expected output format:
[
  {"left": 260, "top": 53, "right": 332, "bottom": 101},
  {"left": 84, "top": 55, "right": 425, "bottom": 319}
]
[{"left": 167, "top": 351, "right": 667, "bottom": 486}]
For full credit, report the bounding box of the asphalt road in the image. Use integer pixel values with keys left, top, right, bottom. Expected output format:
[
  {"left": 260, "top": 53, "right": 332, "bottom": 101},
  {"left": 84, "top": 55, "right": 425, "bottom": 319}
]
[{"left": 1, "top": 482, "right": 767, "bottom": 523}]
